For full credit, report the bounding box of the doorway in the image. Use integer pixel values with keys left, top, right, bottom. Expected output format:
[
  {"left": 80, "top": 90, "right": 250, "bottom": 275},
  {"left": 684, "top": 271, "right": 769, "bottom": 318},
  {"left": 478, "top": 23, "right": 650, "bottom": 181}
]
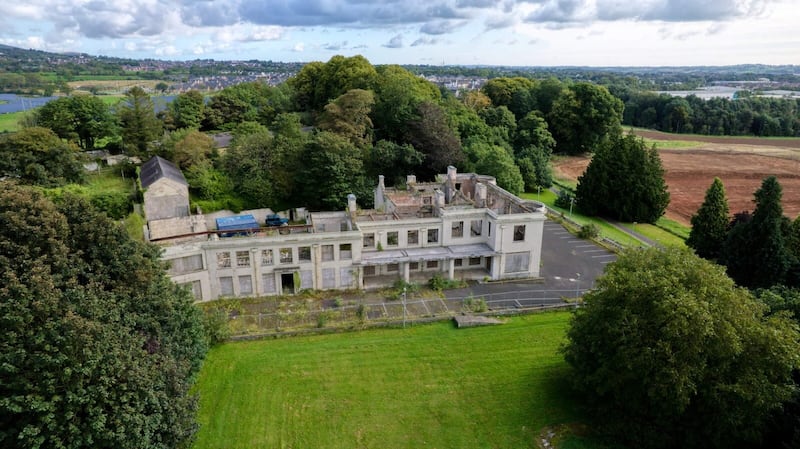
[{"left": 281, "top": 272, "right": 295, "bottom": 295}]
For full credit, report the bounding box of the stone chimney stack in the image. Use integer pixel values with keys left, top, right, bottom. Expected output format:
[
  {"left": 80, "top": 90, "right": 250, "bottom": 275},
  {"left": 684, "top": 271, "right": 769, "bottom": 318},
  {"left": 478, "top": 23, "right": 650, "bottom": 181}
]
[
  {"left": 434, "top": 189, "right": 445, "bottom": 210},
  {"left": 476, "top": 183, "right": 487, "bottom": 208},
  {"left": 347, "top": 194, "right": 357, "bottom": 214},
  {"left": 447, "top": 165, "right": 457, "bottom": 182},
  {"left": 406, "top": 174, "right": 416, "bottom": 185},
  {"left": 374, "top": 175, "right": 385, "bottom": 210}
]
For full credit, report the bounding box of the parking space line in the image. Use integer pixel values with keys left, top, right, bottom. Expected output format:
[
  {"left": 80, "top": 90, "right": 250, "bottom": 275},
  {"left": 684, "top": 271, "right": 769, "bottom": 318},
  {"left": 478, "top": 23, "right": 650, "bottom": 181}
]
[
  {"left": 583, "top": 249, "right": 607, "bottom": 253},
  {"left": 592, "top": 254, "right": 616, "bottom": 258}
]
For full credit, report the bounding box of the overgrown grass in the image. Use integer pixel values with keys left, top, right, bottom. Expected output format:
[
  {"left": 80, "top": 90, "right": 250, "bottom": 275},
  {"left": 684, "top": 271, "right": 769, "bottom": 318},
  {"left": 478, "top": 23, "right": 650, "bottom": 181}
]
[
  {"left": 84, "top": 168, "right": 134, "bottom": 196},
  {"left": 124, "top": 212, "right": 145, "bottom": 241},
  {"left": 193, "top": 312, "right": 605, "bottom": 449}
]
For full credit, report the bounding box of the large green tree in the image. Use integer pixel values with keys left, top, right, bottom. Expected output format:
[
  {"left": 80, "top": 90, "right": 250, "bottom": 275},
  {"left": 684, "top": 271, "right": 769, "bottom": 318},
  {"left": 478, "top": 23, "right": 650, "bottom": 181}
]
[
  {"left": 563, "top": 247, "right": 800, "bottom": 449},
  {"left": 317, "top": 89, "right": 375, "bottom": 148},
  {"left": 371, "top": 64, "right": 441, "bottom": 143},
  {"left": 548, "top": 82, "right": 623, "bottom": 155},
  {"left": 36, "top": 95, "right": 116, "bottom": 150},
  {"left": 166, "top": 90, "right": 205, "bottom": 130},
  {"left": 297, "top": 131, "right": 371, "bottom": 211},
  {"left": 404, "top": 101, "right": 464, "bottom": 180},
  {"left": 514, "top": 112, "right": 555, "bottom": 190},
  {"left": 463, "top": 141, "right": 524, "bottom": 195},
  {"left": 722, "top": 176, "right": 791, "bottom": 288},
  {"left": 289, "top": 55, "right": 378, "bottom": 112},
  {"left": 687, "top": 177, "right": 730, "bottom": 260},
  {"left": 575, "top": 133, "right": 670, "bottom": 223},
  {"left": 118, "top": 86, "right": 162, "bottom": 157},
  {"left": 0, "top": 127, "right": 85, "bottom": 186},
  {"left": 0, "top": 183, "right": 207, "bottom": 449},
  {"left": 223, "top": 113, "right": 306, "bottom": 210}
]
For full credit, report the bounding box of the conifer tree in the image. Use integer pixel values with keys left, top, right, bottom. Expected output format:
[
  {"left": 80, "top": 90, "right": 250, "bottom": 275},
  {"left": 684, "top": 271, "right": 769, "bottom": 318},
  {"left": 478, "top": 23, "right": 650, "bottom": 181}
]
[
  {"left": 722, "top": 176, "right": 790, "bottom": 288},
  {"left": 575, "top": 133, "right": 669, "bottom": 223},
  {"left": 687, "top": 177, "right": 729, "bottom": 260}
]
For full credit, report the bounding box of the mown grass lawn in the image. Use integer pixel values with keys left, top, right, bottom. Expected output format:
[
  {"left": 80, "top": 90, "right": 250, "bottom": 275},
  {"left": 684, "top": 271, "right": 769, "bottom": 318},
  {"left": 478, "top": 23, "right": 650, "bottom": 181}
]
[{"left": 193, "top": 312, "right": 598, "bottom": 449}]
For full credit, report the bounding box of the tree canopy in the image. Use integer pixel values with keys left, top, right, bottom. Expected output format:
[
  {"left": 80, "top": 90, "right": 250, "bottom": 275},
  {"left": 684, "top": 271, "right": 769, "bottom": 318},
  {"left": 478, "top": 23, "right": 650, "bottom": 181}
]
[
  {"left": 687, "top": 177, "right": 729, "bottom": 260},
  {"left": 0, "top": 183, "right": 207, "bottom": 449},
  {"left": 0, "top": 127, "right": 85, "bottom": 186},
  {"left": 548, "top": 82, "right": 623, "bottom": 155},
  {"left": 35, "top": 95, "right": 116, "bottom": 150},
  {"left": 722, "top": 176, "right": 791, "bottom": 289},
  {"left": 564, "top": 247, "right": 800, "bottom": 449},
  {"left": 118, "top": 86, "right": 162, "bottom": 157},
  {"left": 575, "top": 133, "right": 670, "bottom": 223}
]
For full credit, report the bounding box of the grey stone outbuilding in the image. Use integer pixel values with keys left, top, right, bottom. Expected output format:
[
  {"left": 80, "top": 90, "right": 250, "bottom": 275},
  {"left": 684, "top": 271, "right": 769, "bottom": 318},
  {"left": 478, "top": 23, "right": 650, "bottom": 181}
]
[{"left": 140, "top": 156, "right": 190, "bottom": 221}]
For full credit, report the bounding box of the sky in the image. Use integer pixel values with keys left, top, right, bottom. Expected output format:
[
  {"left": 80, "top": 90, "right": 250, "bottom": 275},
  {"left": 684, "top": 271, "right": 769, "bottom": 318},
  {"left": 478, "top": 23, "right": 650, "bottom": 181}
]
[{"left": 1, "top": 0, "right": 798, "bottom": 67}]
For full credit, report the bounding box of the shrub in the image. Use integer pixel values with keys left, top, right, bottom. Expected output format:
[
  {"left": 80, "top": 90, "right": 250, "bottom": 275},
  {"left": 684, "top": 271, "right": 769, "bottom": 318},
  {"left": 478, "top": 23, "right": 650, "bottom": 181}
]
[
  {"left": 577, "top": 223, "right": 600, "bottom": 239},
  {"left": 316, "top": 310, "right": 333, "bottom": 328},
  {"left": 90, "top": 190, "right": 133, "bottom": 219},
  {"left": 554, "top": 189, "right": 574, "bottom": 209},
  {"left": 463, "top": 296, "right": 488, "bottom": 313},
  {"left": 356, "top": 304, "right": 366, "bottom": 322},
  {"left": 203, "top": 308, "right": 231, "bottom": 346},
  {"left": 428, "top": 274, "right": 466, "bottom": 291}
]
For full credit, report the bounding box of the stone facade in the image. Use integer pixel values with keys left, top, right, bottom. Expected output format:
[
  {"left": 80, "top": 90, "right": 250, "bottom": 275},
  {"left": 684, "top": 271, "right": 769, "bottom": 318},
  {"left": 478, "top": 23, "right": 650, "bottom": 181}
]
[{"left": 150, "top": 167, "right": 546, "bottom": 302}]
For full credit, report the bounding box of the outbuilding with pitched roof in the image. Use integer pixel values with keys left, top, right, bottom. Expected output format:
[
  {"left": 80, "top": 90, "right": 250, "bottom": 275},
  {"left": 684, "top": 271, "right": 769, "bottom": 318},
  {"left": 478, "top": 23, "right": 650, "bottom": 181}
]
[{"left": 140, "top": 156, "right": 190, "bottom": 221}]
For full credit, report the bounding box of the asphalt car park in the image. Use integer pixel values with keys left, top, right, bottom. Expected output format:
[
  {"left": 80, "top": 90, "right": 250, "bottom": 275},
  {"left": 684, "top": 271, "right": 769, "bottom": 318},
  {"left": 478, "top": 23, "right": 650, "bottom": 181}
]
[{"left": 445, "top": 218, "right": 617, "bottom": 305}]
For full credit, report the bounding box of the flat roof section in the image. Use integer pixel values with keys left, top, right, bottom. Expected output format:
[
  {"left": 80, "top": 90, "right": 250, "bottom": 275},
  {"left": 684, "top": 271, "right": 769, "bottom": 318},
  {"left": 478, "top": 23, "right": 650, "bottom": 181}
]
[{"left": 360, "top": 243, "right": 496, "bottom": 265}]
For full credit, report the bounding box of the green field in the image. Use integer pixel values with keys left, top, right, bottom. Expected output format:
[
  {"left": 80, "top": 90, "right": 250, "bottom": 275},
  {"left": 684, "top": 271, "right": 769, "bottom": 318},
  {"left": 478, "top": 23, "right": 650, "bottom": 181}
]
[
  {"left": 0, "top": 111, "right": 25, "bottom": 133},
  {"left": 193, "top": 313, "right": 602, "bottom": 449}
]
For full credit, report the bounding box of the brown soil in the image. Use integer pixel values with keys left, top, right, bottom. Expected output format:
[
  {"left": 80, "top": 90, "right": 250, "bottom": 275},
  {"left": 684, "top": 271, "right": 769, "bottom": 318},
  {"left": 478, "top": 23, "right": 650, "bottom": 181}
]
[{"left": 554, "top": 140, "right": 800, "bottom": 226}]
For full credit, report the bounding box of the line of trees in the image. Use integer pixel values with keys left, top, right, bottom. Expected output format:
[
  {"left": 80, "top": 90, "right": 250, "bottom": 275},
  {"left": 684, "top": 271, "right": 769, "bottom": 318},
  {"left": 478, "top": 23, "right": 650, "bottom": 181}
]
[
  {"left": 618, "top": 90, "right": 800, "bottom": 136},
  {"left": 688, "top": 176, "right": 800, "bottom": 289}
]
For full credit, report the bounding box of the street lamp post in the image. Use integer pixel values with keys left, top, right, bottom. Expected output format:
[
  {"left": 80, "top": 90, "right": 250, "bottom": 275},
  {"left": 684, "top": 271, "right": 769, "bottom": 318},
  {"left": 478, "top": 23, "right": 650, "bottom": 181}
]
[
  {"left": 576, "top": 272, "right": 581, "bottom": 298},
  {"left": 402, "top": 286, "right": 407, "bottom": 328},
  {"left": 569, "top": 196, "right": 574, "bottom": 217}
]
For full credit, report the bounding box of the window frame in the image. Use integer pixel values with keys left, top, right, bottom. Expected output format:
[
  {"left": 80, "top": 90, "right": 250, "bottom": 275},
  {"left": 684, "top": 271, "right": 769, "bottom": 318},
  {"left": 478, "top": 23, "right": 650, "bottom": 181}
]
[
  {"left": 451, "top": 221, "right": 464, "bottom": 238},
  {"left": 513, "top": 225, "right": 526, "bottom": 242},
  {"left": 235, "top": 250, "right": 251, "bottom": 267}
]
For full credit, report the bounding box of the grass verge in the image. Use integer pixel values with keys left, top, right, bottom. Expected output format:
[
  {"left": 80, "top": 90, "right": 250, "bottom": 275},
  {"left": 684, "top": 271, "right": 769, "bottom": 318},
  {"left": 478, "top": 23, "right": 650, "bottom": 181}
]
[
  {"left": 522, "top": 190, "right": 645, "bottom": 248},
  {"left": 193, "top": 312, "right": 604, "bottom": 449},
  {"left": 619, "top": 222, "right": 686, "bottom": 248}
]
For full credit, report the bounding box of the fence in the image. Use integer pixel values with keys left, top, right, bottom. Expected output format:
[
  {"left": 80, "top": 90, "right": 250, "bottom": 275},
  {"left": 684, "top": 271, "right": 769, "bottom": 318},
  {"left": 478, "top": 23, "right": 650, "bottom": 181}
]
[{"left": 225, "top": 288, "right": 586, "bottom": 337}]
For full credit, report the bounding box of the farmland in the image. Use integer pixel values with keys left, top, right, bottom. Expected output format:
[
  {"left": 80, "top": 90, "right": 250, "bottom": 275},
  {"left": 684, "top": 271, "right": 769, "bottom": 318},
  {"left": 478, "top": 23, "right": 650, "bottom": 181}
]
[
  {"left": 193, "top": 312, "right": 605, "bottom": 449},
  {"left": 554, "top": 132, "right": 800, "bottom": 225}
]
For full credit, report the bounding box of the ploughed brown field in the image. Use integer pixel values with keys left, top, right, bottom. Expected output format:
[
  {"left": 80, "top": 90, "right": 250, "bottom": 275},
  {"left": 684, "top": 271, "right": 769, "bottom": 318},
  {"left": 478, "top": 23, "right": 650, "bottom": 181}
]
[{"left": 553, "top": 131, "right": 800, "bottom": 226}]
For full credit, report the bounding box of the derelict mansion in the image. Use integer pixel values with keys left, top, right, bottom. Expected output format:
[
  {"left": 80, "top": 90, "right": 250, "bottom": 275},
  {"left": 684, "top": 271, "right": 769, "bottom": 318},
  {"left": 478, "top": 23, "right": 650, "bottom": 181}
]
[{"left": 141, "top": 157, "right": 546, "bottom": 301}]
